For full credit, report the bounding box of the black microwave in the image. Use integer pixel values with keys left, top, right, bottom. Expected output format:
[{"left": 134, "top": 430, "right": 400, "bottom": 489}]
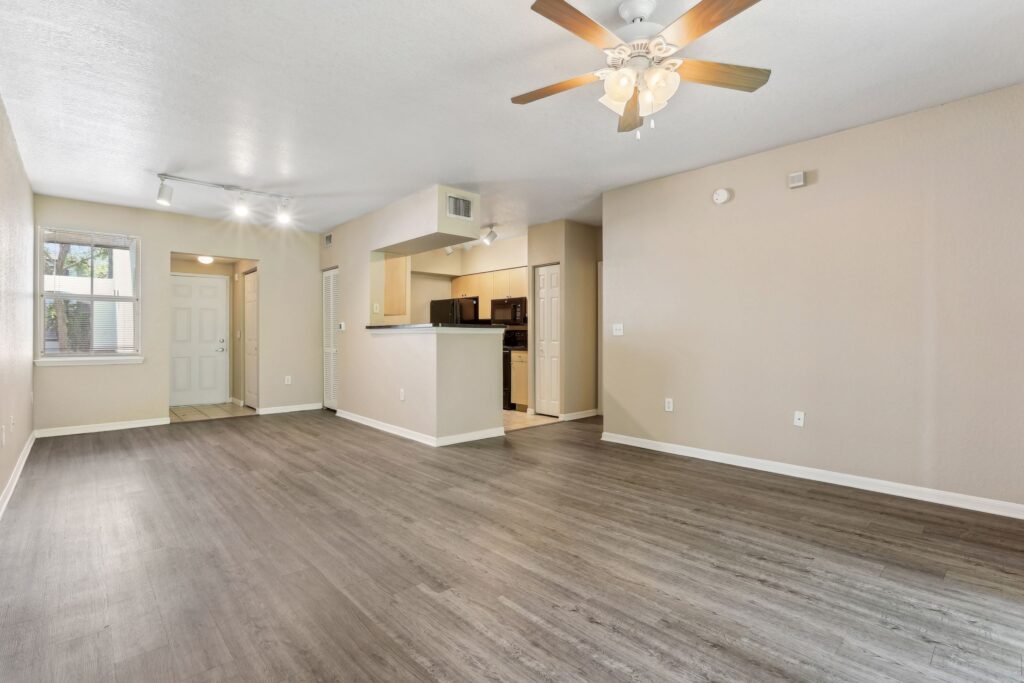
[{"left": 492, "top": 297, "right": 527, "bottom": 325}]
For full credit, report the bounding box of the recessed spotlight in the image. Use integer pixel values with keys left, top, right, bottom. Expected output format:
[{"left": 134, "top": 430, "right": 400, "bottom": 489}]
[
  {"left": 197, "top": 256, "right": 214, "bottom": 265},
  {"left": 156, "top": 180, "right": 173, "bottom": 206},
  {"left": 233, "top": 194, "right": 249, "bottom": 218},
  {"left": 275, "top": 199, "right": 292, "bottom": 226}
]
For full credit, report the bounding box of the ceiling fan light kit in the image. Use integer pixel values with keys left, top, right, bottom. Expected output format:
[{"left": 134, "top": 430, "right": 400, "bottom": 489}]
[{"left": 512, "top": 0, "right": 771, "bottom": 134}]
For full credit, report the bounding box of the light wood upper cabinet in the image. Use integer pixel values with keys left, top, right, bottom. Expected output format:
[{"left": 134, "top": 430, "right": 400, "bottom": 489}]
[
  {"left": 451, "top": 266, "right": 528, "bottom": 320},
  {"left": 384, "top": 254, "right": 408, "bottom": 316},
  {"left": 509, "top": 267, "right": 528, "bottom": 298},
  {"left": 492, "top": 269, "right": 510, "bottom": 300}
]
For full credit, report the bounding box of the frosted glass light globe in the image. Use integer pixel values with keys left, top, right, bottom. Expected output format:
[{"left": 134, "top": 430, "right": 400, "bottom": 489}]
[
  {"left": 604, "top": 68, "right": 637, "bottom": 102},
  {"left": 644, "top": 67, "right": 680, "bottom": 104}
]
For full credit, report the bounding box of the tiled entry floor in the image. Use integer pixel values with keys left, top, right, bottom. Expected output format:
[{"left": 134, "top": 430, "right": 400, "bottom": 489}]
[
  {"left": 503, "top": 409, "right": 558, "bottom": 432},
  {"left": 169, "top": 402, "right": 257, "bottom": 423}
]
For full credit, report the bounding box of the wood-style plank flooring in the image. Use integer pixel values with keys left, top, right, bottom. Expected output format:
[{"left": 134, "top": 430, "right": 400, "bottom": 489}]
[
  {"left": 1, "top": 411, "right": 1023, "bottom": 682},
  {"left": 169, "top": 403, "right": 257, "bottom": 423}
]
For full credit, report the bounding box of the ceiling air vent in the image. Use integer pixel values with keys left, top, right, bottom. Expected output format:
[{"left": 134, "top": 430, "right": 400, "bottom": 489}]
[
  {"left": 447, "top": 195, "right": 472, "bottom": 220},
  {"left": 324, "top": 233, "right": 333, "bottom": 248}
]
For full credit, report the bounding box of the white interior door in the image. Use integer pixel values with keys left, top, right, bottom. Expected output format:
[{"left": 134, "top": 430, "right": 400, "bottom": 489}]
[
  {"left": 322, "top": 268, "right": 339, "bottom": 410},
  {"left": 244, "top": 271, "right": 259, "bottom": 409},
  {"left": 170, "top": 275, "right": 229, "bottom": 406},
  {"left": 535, "top": 264, "right": 561, "bottom": 417}
]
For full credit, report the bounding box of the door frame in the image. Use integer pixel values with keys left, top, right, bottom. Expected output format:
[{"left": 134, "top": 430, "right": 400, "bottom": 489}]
[
  {"left": 242, "top": 268, "right": 259, "bottom": 410},
  {"left": 322, "top": 266, "right": 339, "bottom": 410},
  {"left": 169, "top": 272, "right": 231, "bottom": 407},
  {"left": 532, "top": 262, "right": 562, "bottom": 418}
]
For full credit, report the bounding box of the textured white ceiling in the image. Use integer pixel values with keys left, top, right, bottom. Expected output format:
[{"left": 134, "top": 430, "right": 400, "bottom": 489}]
[{"left": 1, "top": 0, "right": 1023, "bottom": 232}]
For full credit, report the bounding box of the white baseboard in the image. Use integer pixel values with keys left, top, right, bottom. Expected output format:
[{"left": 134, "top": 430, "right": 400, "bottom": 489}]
[
  {"left": 560, "top": 409, "right": 599, "bottom": 422},
  {"left": 336, "top": 411, "right": 504, "bottom": 447},
  {"left": 0, "top": 432, "right": 36, "bottom": 522},
  {"left": 230, "top": 397, "right": 244, "bottom": 407},
  {"left": 436, "top": 427, "right": 506, "bottom": 446},
  {"left": 601, "top": 432, "right": 1024, "bottom": 521},
  {"left": 257, "top": 403, "right": 323, "bottom": 415},
  {"left": 35, "top": 417, "right": 171, "bottom": 438}
]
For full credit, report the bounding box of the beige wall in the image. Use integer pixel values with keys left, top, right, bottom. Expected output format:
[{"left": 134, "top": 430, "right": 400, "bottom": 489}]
[
  {"left": 33, "top": 197, "right": 321, "bottom": 428},
  {"left": 0, "top": 95, "right": 34, "bottom": 497},
  {"left": 232, "top": 259, "right": 258, "bottom": 402},
  {"left": 461, "top": 235, "right": 528, "bottom": 274},
  {"left": 526, "top": 219, "right": 602, "bottom": 416},
  {"left": 603, "top": 83, "right": 1024, "bottom": 505}
]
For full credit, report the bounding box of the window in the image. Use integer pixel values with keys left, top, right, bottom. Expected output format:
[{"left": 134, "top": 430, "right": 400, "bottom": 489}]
[{"left": 39, "top": 228, "right": 140, "bottom": 358}]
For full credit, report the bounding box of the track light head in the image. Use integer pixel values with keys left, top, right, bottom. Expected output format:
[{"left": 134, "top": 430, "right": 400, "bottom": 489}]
[
  {"left": 233, "top": 194, "right": 249, "bottom": 218},
  {"left": 275, "top": 199, "right": 292, "bottom": 226},
  {"left": 156, "top": 180, "right": 173, "bottom": 206},
  {"left": 482, "top": 229, "right": 498, "bottom": 246},
  {"left": 444, "top": 246, "right": 455, "bottom": 256}
]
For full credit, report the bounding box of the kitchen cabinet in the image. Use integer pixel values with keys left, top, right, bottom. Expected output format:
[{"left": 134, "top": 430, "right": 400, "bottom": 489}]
[
  {"left": 492, "top": 269, "right": 510, "bottom": 299},
  {"left": 451, "top": 266, "right": 529, "bottom": 320},
  {"left": 510, "top": 350, "right": 528, "bottom": 406},
  {"left": 509, "top": 267, "right": 528, "bottom": 298}
]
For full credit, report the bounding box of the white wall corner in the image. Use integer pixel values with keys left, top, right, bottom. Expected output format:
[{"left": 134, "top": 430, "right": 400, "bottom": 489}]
[
  {"left": 601, "top": 432, "right": 1024, "bottom": 521},
  {"left": 336, "top": 410, "right": 437, "bottom": 446},
  {"left": 0, "top": 432, "right": 37, "bottom": 522},
  {"left": 435, "top": 427, "right": 506, "bottom": 446}
]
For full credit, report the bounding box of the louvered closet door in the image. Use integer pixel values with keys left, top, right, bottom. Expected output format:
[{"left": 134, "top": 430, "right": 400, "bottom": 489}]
[{"left": 322, "top": 268, "right": 339, "bottom": 410}]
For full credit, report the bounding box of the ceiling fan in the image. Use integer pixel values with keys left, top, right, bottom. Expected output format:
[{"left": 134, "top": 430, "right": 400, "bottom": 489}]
[{"left": 512, "top": 0, "right": 771, "bottom": 133}]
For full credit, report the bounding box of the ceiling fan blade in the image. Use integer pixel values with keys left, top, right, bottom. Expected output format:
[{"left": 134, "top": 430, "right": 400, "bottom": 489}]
[
  {"left": 658, "top": 0, "right": 763, "bottom": 51},
  {"left": 531, "top": 0, "right": 623, "bottom": 51},
  {"left": 617, "top": 89, "right": 643, "bottom": 133},
  {"left": 677, "top": 59, "right": 771, "bottom": 92},
  {"left": 511, "top": 73, "right": 601, "bottom": 105}
]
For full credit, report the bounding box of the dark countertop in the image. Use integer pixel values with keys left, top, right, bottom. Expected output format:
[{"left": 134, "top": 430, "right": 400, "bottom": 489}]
[{"left": 366, "top": 323, "right": 506, "bottom": 330}]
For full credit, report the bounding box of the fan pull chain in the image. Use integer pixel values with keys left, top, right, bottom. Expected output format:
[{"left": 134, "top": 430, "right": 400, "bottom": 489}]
[
  {"left": 650, "top": 118, "right": 656, "bottom": 129},
  {"left": 635, "top": 129, "right": 641, "bottom": 141}
]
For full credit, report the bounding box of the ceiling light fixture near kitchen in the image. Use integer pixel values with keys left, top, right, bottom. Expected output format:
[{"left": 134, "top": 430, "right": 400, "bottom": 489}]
[
  {"left": 481, "top": 227, "right": 499, "bottom": 246},
  {"left": 444, "top": 246, "right": 455, "bottom": 256},
  {"left": 197, "top": 255, "right": 215, "bottom": 265},
  {"left": 156, "top": 180, "right": 173, "bottom": 206}
]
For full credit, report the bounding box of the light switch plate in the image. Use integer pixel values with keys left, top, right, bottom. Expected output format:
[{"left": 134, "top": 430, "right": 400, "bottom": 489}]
[
  {"left": 338, "top": 322, "right": 346, "bottom": 332},
  {"left": 612, "top": 323, "right": 624, "bottom": 337}
]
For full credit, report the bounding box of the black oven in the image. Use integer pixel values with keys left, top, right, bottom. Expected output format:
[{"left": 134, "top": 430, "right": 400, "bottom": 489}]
[{"left": 491, "top": 297, "right": 527, "bottom": 325}]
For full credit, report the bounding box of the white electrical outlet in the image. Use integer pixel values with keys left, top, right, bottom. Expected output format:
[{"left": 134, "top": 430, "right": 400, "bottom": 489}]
[
  {"left": 399, "top": 388, "right": 405, "bottom": 401},
  {"left": 338, "top": 322, "right": 346, "bottom": 332},
  {"left": 664, "top": 398, "right": 674, "bottom": 412},
  {"left": 372, "top": 302, "right": 380, "bottom": 314},
  {"left": 793, "top": 410, "right": 805, "bottom": 427},
  {"left": 285, "top": 376, "right": 292, "bottom": 385},
  {"left": 612, "top": 323, "right": 624, "bottom": 337}
]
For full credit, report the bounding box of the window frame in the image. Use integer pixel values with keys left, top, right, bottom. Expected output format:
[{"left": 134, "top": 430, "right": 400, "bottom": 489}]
[{"left": 36, "top": 227, "right": 143, "bottom": 364}]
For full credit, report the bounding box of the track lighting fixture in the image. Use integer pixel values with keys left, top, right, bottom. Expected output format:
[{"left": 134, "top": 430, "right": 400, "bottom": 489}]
[
  {"left": 482, "top": 228, "right": 498, "bottom": 246},
  {"left": 156, "top": 180, "right": 173, "bottom": 206},
  {"left": 155, "top": 174, "right": 293, "bottom": 226},
  {"left": 444, "top": 246, "right": 455, "bottom": 256}
]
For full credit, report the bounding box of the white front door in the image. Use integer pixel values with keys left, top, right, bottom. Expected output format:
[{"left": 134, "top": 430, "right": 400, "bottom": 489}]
[
  {"left": 170, "top": 274, "right": 229, "bottom": 406},
  {"left": 244, "top": 271, "right": 259, "bottom": 409},
  {"left": 535, "top": 264, "right": 561, "bottom": 417},
  {"left": 322, "top": 268, "right": 339, "bottom": 410}
]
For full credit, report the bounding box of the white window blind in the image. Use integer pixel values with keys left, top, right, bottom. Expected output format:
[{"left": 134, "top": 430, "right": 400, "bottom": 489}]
[{"left": 40, "top": 228, "right": 141, "bottom": 357}]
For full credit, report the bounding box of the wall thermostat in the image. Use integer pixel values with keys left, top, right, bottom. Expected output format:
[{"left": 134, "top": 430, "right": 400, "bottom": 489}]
[
  {"left": 788, "top": 171, "right": 807, "bottom": 189},
  {"left": 712, "top": 188, "right": 733, "bottom": 205}
]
